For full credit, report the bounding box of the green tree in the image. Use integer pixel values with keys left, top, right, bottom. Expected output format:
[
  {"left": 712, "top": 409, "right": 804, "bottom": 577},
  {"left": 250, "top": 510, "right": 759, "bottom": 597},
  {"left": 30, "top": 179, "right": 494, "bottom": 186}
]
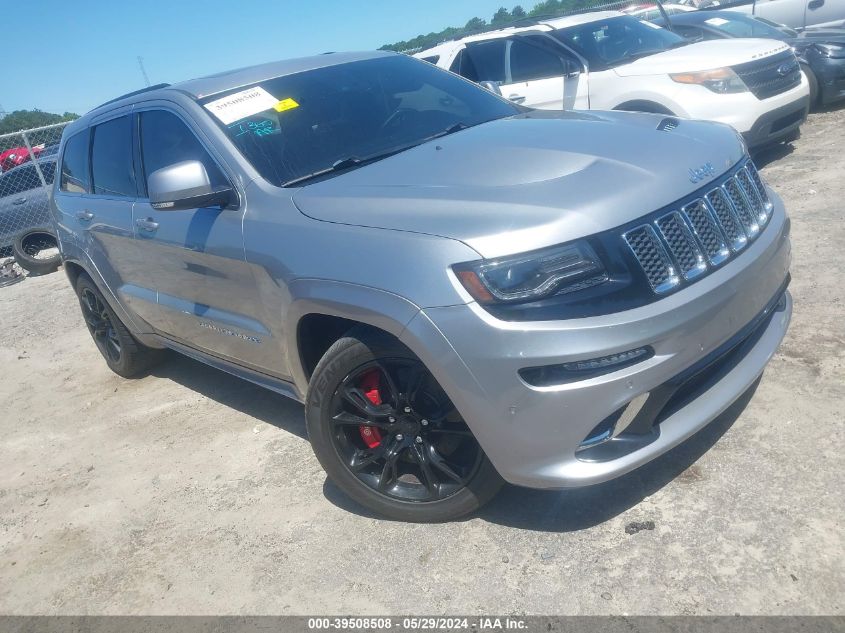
[
  {"left": 491, "top": 7, "right": 511, "bottom": 26},
  {"left": 511, "top": 5, "right": 527, "bottom": 18},
  {"left": 464, "top": 16, "right": 487, "bottom": 31},
  {"left": 0, "top": 109, "right": 79, "bottom": 136}
]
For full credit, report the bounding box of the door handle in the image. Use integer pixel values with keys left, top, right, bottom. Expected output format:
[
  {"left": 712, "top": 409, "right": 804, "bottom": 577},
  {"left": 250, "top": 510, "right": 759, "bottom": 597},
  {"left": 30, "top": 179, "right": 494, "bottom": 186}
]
[
  {"left": 135, "top": 218, "right": 159, "bottom": 232},
  {"left": 76, "top": 210, "right": 94, "bottom": 221},
  {"left": 808, "top": 0, "right": 824, "bottom": 8},
  {"left": 508, "top": 94, "right": 526, "bottom": 104},
  {"left": 13, "top": 197, "right": 26, "bottom": 206}
]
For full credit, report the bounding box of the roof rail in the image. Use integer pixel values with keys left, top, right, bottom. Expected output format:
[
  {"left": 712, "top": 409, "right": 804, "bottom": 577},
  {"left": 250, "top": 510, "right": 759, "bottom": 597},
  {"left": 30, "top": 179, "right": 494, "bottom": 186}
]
[{"left": 93, "top": 83, "right": 171, "bottom": 110}]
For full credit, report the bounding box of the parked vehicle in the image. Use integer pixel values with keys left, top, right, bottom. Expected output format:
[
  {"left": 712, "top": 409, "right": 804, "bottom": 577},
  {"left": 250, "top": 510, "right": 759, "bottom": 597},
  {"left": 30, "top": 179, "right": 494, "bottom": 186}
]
[
  {"left": 52, "top": 52, "right": 792, "bottom": 521},
  {"left": 655, "top": 10, "right": 845, "bottom": 106},
  {"left": 0, "top": 143, "right": 59, "bottom": 173},
  {"left": 703, "top": 0, "right": 845, "bottom": 30},
  {"left": 0, "top": 158, "right": 61, "bottom": 272},
  {"left": 416, "top": 11, "right": 810, "bottom": 149}
]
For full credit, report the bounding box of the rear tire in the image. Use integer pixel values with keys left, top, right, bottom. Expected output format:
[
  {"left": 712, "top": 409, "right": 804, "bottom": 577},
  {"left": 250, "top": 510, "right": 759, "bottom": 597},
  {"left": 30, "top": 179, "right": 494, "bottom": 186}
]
[
  {"left": 75, "top": 274, "right": 165, "bottom": 377},
  {"left": 12, "top": 228, "right": 61, "bottom": 275},
  {"left": 305, "top": 330, "right": 503, "bottom": 522}
]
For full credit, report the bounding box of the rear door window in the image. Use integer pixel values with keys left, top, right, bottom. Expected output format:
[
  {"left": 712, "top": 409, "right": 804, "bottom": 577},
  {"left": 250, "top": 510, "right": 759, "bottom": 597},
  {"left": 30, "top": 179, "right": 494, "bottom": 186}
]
[
  {"left": 60, "top": 130, "right": 90, "bottom": 194},
  {"left": 91, "top": 115, "right": 136, "bottom": 198}
]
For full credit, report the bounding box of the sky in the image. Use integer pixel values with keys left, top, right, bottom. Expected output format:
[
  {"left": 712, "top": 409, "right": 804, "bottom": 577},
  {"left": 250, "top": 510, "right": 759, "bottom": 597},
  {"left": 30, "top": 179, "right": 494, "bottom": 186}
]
[{"left": 0, "top": 0, "right": 512, "bottom": 116}]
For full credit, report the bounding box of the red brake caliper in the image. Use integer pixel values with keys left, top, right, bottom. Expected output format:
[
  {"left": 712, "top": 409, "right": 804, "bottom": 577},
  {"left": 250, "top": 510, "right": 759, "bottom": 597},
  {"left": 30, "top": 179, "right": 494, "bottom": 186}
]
[{"left": 358, "top": 369, "right": 383, "bottom": 448}]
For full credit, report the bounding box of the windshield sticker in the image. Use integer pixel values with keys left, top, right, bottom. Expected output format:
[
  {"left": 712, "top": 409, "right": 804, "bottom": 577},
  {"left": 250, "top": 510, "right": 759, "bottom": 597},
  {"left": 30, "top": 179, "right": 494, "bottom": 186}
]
[
  {"left": 228, "top": 118, "right": 279, "bottom": 138},
  {"left": 705, "top": 17, "right": 730, "bottom": 26},
  {"left": 274, "top": 98, "right": 299, "bottom": 112},
  {"left": 204, "top": 86, "right": 279, "bottom": 125}
]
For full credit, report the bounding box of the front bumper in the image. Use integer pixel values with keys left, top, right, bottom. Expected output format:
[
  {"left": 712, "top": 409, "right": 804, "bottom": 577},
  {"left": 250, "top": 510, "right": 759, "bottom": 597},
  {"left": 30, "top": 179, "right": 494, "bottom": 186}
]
[
  {"left": 675, "top": 75, "right": 809, "bottom": 145},
  {"left": 401, "top": 196, "right": 792, "bottom": 489},
  {"left": 742, "top": 97, "right": 809, "bottom": 149}
]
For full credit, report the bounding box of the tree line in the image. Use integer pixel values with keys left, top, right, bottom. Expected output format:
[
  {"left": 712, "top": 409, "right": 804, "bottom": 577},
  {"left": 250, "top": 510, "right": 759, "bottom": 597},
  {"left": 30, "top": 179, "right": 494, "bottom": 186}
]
[
  {"left": 380, "top": 0, "right": 600, "bottom": 52},
  {"left": 0, "top": 110, "right": 79, "bottom": 137}
]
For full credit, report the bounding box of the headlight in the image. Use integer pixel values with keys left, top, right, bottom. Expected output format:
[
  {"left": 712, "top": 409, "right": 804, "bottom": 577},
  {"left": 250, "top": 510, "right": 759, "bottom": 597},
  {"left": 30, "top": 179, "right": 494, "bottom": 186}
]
[
  {"left": 670, "top": 67, "right": 748, "bottom": 93},
  {"left": 453, "top": 241, "right": 606, "bottom": 304},
  {"left": 816, "top": 43, "right": 845, "bottom": 58}
]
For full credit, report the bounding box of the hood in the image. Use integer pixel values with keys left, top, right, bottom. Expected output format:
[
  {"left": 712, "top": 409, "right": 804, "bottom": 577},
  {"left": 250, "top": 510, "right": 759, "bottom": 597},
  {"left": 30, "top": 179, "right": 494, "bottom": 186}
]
[
  {"left": 293, "top": 111, "right": 744, "bottom": 259},
  {"left": 613, "top": 39, "right": 790, "bottom": 76}
]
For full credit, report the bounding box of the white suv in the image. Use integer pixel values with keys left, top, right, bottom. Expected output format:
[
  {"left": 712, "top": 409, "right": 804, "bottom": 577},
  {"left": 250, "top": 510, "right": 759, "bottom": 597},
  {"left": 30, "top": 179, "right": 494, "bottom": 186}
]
[{"left": 416, "top": 11, "right": 810, "bottom": 148}]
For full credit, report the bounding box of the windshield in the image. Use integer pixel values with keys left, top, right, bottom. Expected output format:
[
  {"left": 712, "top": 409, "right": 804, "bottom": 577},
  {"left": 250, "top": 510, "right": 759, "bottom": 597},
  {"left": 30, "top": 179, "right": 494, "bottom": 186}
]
[
  {"left": 702, "top": 12, "right": 792, "bottom": 39},
  {"left": 199, "top": 55, "right": 519, "bottom": 187},
  {"left": 551, "top": 16, "right": 687, "bottom": 71}
]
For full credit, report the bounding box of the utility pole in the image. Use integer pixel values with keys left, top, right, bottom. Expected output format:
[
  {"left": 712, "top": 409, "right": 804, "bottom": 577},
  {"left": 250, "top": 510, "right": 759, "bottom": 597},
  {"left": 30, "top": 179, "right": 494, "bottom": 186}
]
[{"left": 137, "top": 56, "right": 151, "bottom": 87}]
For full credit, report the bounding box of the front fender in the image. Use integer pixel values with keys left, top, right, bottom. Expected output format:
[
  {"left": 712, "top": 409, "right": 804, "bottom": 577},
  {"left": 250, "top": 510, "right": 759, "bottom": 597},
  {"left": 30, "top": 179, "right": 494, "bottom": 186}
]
[{"left": 285, "top": 278, "right": 423, "bottom": 395}]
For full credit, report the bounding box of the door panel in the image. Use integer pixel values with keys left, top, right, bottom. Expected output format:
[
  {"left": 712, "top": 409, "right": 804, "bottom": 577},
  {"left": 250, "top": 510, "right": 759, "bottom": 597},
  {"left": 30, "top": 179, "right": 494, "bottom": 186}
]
[
  {"left": 129, "top": 108, "right": 265, "bottom": 366},
  {"left": 130, "top": 201, "right": 264, "bottom": 361},
  {"left": 749, "top": 0, "right": 806, "bottom": 29}
]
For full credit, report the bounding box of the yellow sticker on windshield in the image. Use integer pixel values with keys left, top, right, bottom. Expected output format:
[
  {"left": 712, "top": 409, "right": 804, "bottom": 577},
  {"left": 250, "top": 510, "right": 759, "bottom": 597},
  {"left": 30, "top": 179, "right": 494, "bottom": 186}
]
[{"left": 274, "top": 98, "right": 299, "bottom": 112}]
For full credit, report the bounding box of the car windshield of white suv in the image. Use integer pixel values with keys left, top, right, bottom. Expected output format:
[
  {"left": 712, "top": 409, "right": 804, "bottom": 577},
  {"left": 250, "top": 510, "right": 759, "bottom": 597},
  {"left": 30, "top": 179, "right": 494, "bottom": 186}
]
[
  {"left": 552, "top": 16, "right": 687, "bottom": 71},
  {"left": 199, "top": 55, "right": 520, "bottom": 187}
]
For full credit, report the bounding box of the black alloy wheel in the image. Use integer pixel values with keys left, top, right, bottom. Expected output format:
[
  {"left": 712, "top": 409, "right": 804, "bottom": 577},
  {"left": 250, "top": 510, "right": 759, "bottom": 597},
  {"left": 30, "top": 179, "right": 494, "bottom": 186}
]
[
  {"left": 74, "top": 273, "right": 165, "bottom": 377},
  {"left": 330, "top": 358, "right": 482, "bottom": 502},
  {"left": 305, "top": 331, "right": 503, "bottom": 522},
  {"left": 80, "top": 286, "right": 122, "bottom": 363}
]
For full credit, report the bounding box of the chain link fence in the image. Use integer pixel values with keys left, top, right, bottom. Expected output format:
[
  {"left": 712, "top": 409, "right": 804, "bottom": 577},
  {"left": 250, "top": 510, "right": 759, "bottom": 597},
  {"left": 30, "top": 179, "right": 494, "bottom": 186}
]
[{"left": 0, "top": 121, "right": 68, "bottom": 260}]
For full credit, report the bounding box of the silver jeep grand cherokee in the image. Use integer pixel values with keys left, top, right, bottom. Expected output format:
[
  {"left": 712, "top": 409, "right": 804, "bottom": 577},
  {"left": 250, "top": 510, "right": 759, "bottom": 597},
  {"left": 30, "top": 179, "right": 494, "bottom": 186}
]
[{"left": 51, "top": 52, "right": 792, "bottom": 521}]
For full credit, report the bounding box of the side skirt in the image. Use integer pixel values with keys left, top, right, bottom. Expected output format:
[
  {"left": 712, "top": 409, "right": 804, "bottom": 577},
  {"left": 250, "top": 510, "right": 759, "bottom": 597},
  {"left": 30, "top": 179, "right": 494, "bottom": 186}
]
[{"left": 155, "top": 335, "right": 304, "bottom": 403}]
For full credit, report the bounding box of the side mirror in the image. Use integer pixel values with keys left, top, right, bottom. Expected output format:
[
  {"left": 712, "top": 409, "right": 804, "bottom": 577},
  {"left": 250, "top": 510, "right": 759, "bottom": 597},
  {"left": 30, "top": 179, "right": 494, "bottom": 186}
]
[
  {"left": 148, "top": 160, "right": 235, "bottom": 211},
  {"left": 478, "top": 80, "right": 503, "bottom": 95}
]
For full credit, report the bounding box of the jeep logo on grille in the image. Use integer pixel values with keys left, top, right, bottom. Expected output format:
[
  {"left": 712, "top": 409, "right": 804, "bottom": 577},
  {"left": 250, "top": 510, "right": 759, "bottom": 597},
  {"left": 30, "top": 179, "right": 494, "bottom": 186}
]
[
  {"left": 688, "top": 162, "right": 717, "bottom": 184},
  {"left": 777, "top": 61, "right": 797, "bottom": 76}
]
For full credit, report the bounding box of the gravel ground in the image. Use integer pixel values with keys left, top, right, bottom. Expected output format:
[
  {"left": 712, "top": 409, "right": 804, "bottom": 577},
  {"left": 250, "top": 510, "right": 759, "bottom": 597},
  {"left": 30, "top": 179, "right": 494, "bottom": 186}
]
[{"left": 0, "top": 109, "right": 843, "bottom": 616}]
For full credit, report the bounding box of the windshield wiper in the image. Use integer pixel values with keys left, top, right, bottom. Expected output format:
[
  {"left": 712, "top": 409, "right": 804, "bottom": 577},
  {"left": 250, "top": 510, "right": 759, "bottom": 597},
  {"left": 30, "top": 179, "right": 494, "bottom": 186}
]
[
  {"left": 425, "top": 121, "right": 471, "bottom": 140},
  {"left": 282, "top": 122, "right": 474, "bottom": 187},
  {"left": 282, "top": 155, "right": 372, "bottom": 187}
]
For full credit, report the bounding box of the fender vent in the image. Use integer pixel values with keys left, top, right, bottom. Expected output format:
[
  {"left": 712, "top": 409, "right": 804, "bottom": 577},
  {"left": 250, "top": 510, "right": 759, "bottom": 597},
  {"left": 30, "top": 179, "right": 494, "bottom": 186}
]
[{"left": 657, "top": 117, "right": 680, "bottom": 132}]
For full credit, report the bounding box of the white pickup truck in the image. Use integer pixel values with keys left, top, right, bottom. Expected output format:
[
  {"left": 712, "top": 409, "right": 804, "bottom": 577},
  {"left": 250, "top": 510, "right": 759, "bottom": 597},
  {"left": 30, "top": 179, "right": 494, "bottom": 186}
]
[{"left": 416, "top": 11, "right": 811, "bottom": 148}]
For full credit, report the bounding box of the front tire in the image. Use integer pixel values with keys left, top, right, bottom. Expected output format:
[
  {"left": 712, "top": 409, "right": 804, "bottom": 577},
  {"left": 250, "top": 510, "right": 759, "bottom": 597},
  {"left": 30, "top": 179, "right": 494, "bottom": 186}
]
[
  {"left": 75, "top": 274, "right": 165, "bottom": 377},
  {"left": 305, "top": 330, "right": 503, "bottom": 522}
]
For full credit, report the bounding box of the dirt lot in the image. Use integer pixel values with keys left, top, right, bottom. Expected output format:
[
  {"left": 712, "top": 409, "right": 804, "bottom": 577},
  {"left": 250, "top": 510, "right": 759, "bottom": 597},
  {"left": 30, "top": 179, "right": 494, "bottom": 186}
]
[{"left": 1, "top": 109, "right": 843, "bottom": 616}]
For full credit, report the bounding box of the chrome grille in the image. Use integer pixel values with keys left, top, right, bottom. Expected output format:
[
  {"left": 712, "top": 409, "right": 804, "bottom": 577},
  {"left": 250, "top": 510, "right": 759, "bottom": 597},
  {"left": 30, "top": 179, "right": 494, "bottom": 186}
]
[
  {"left": 724, "top": 177, "right": 759, "bottom": 237},
  {"left": 706, "top": 187, "right": 747, "bottom": 252},
  {"left": 732, "top": 50, "right": 802, "bottom": 100},
  {"left": 623, "top": 225, "right": 679, "bottom": 294},
  {"left": 655, "top": 212, "right": 707, "bottom": 281},
  {"left": 744, "top": 162, "right": 773, "bottom": 222},
  {"left": 625, "top": 159, "right": 773, "bottom": 295},
  {"left": 682, "top": 200, "right": 729, "bottom": 267}
]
